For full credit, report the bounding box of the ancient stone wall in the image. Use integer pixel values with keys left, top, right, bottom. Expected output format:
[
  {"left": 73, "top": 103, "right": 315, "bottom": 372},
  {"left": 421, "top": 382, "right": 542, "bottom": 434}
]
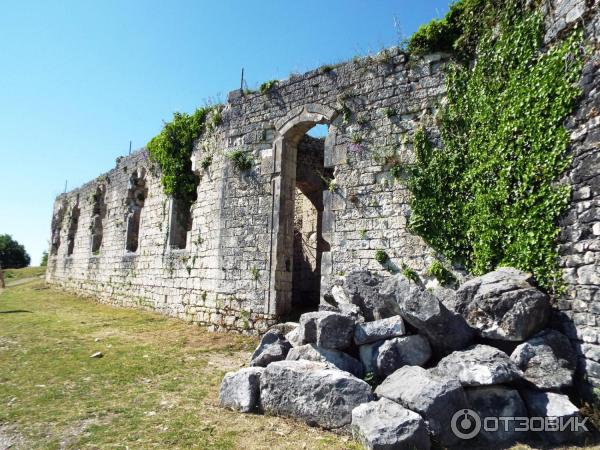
[
  {"left": 47, "top": 47, "right": 449, "bottom": 334},
  {"left": 46, "top": 0, "right": 600, "bottom": 389},
  {"left": 551, "top": 0, "right": 600, "bottom": 391}
]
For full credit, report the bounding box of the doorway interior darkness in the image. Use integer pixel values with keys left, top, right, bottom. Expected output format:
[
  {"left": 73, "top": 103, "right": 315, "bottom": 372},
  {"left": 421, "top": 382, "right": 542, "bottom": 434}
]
[{"left": 288, "top": 125, "right": 331, "bottom": 320}]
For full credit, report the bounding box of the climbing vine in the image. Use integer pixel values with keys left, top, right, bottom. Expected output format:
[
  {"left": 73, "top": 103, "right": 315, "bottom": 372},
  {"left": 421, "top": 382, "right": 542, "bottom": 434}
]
[
  {"left": 147, "top": 106, "right": 221, "bottom": 203},
  {"left": 407, "top": 0, "right": 584, "bottom": 291}
]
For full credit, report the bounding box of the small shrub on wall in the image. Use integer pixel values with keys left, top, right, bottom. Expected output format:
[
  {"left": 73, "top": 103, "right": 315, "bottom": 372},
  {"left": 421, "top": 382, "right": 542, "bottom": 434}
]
[{"left": 407, "top": 0, "right": 584, "bottom": 291}]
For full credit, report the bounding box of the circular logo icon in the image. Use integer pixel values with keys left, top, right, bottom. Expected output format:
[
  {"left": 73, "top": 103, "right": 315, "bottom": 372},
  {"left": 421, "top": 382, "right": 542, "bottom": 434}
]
[{"left": 451, "top": 409, "right": 481, "bottom": 440}]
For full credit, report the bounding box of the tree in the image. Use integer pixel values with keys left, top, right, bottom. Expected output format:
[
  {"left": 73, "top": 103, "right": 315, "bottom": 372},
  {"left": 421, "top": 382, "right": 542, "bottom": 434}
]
[
  {"left": 0, "top": 234, "right": 30, "bottom": 268},
  {"left": 40, "top": 251, "right": 48, "bottom": 267}
]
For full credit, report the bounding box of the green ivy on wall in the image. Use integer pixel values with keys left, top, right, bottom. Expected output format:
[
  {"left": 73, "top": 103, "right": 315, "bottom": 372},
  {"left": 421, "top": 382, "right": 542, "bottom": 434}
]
[
  {"left": 407, "top": 0, "right": 584, "bottom": 291},
  {"left": 147, "top": 106, "right": 221, "bottom": 204}
]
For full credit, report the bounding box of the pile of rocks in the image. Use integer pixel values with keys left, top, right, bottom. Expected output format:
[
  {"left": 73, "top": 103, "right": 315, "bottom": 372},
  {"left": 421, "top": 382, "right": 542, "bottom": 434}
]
[{"left": 220, "top": 268, "right": 586, "bottom": 449}]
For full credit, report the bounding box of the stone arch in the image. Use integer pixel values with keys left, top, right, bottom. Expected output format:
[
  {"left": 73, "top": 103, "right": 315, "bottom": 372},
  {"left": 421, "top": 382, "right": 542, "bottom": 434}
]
[{"left": 266, "top": 104, "right": 337, "bottom": 318}]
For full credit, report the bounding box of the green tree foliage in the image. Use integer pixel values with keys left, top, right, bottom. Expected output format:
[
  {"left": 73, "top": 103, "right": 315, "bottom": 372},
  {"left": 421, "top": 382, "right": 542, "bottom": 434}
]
[
  {"left": 0, "top": 234, "right": 31, "bottom": 268},
  {"left": 408, "top": 0, "right": 584, "bottom": 291},
  {"left": 40, "top": 251, "right": 48, "bottom": 267}
]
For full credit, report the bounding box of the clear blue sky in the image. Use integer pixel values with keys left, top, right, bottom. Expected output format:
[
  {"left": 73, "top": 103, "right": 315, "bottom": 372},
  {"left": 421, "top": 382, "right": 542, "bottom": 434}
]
[{"left": 0, "top": 0, "right": 451, "bottom": 266}]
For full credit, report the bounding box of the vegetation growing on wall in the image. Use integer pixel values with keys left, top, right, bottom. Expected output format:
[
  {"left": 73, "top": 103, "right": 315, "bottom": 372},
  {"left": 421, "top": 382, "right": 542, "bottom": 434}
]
[
  {"left": 259, "top": 80, "right": 278, "bottom": 94},
  {"left": 407, "top": 0, "right": 584, "bottom": 291},
  {"left": 407, "top": 0, "right": 507, "bottom": 62},
  {"left": 226, "top": 149, "right": 254, "bottom": 172},
  {"left": 147, "top": 106, "right": 221, "bottom": 203}
]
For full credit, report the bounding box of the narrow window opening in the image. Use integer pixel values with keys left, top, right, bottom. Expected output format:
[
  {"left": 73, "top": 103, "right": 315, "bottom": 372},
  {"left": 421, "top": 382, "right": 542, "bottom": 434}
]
[
  {"left": 169, "top": 197, "right": 194, "bottom": 250},
  {"left": 66, "top": 196, "right": 81, "bottom": 256},
  {"left": 125, "top": 169, "right": 147, "bottom": 253},
  {"left": 90, "top": 185, "right": 107, "bottom": 254}
]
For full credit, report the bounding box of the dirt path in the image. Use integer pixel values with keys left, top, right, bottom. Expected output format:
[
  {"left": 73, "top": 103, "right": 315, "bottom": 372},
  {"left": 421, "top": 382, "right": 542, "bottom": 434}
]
[{"left": 5, "top": 276, "right": 43, "bottom": 288}]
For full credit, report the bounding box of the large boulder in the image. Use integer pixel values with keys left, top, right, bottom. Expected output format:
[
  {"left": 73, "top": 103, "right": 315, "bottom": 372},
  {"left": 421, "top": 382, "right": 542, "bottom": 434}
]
[
  {"left": 297, "top": 311, "right": 355, "bottom": 350},
  {"left": 285, "top": 326, "right": 302, "bottom": 347},
  {"left": 267, "top": 322, "right": 298, "bottom": 336},
  {"left": 465, "top": 386, "right": 528, "bottom": 444},
  {"left": 510, "top": 329, "right": 576, "bottom": 390},
  {"left": 342, "top": 270, "right": 401, "bottom": 320},
  {"left": 354, "top": 316, "right": 406, "bottom": 345},
  {"left": 375, "top": 365, "right": 468, "bottom": 446},
  {"left": 455, "top": 267, "right": 550, "bottom": 341},
  {"left": 380, "top": 274, "right": 474, "bottom": 355},
  {"left": 286, "top": 343, "right": 364, "bottom": 378},
  {"left": 352, "top": 398, "right": 430, "bottom": 450},
  {"left": 375, "top": 335, "right": 432, "bottom": 378},
  {"left": 432, "top": 344, "right": 522, "bottom": 387},
  {"left": 260, "top": 360, "right": 374, "bottom": 429},
  {"left": 521, "top": 390, "right": 587, "bottom": 444},
  {"left": 249, "top": 330, "right": 292, "bottom": 367},
  {"left": 219, "top": 367, "right": 264, "bottom": 413}
]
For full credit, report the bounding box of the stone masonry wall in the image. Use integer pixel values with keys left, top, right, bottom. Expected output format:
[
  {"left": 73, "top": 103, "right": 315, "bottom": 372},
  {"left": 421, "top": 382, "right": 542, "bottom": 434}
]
[
  {"left": 46, "top": 0, "right": 600, "bottom": 389},
  {"left": 552, "top": 0, "right": 600, "bottom": 392}
]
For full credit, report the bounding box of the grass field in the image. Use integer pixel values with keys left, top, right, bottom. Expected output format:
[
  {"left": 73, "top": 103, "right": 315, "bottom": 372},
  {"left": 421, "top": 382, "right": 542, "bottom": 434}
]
[
  {"left": 3, "top": 266, "right": 46, "bottom": 282},
  {"left": 0, "top": 278, "right": 359, "bottom": 449}
]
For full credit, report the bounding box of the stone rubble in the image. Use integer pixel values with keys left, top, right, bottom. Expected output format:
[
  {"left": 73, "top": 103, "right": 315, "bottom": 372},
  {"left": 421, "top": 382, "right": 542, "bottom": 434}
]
[
  {"left": 455, "top": 268, "right": 550, "bottom": 341},
  {"left": 259, "top": 360, "right": 373, "bottom": 429},
  {"left": 510, "top": 329, "right": 576, "bottom": 390},
  {"left": 351, "top": 398, "right": 430, "bottom": 450},
  {"left": 220, "top": 267, "right": 591, "bottom": 449},
  {"left": 219, "top": 367, "right": 264, "bottom": 413},
  {"left": 353, "top": 315, "right": 405, "bottom": 345},
  {"left": 248, "top": 330, "right": 292, "bottom": 367},
  {"left": 380, "top": 274, "right": 474, "bottom": 354},
  {"left": 432, "top": 344, "right": 523, "bottom": 387}
]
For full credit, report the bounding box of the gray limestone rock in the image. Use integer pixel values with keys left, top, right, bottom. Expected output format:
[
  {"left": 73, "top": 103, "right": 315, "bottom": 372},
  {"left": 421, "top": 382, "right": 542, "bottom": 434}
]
[
  {"left": 455, "top": 267, "right": 550, "bottom": 341},
  {"left": 351, "top": 398, "right": 430, "bottom": 450},
  {"left": 260, "top": 360, "right": 374, "bottom": 429},
  {"left": 375, "top": 335, "right": 432, "bottom": 378},
  {"left": 510, "top": 329, "right": 576, "bottom": 390},
  {"left": 297, "top": 311, "right": 355, "bottom": 350},
  {"left": 285, "top": 326, "right": 302, "bottom": 348},
  {"left": 249, "top": 330, "right": 292, "bottom": 367},
  {"left": 521, "top": 390, "right": 586, "bottom": 445},
  {"left": 354, "top": 315, "right": 406, "bottom": 345},
  {"left": 268, "top": 322, "right": 298, "bottom": 336},
  {"left": 343, "top": 270, "right": 401, "bottom": 321},
  {"left": 375, "top": 365, "right": 468, "bottom": 446},
  {"left": 219, "top": 367, "right": 264, "bottom": 413},
  {"left": 286, "top": 343, "right": 364, "bottom": 378},
  {"left": 466, "top": 386, "right": 528, "bottom": 443},
  {"left": 380, "top": 274, "right": 474, "bottom": 355},
  {"left": 432, "top": 344, "right": 522, "bottom": 387}
]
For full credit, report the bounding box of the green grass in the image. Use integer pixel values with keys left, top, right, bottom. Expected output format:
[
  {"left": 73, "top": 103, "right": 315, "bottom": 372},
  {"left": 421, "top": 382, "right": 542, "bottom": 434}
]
[
  {"left": 3, "top": 266, "right": 46, "bottom": 281},
  {"left": 0, "top": 281, "right": 359, "bottom": 449}
]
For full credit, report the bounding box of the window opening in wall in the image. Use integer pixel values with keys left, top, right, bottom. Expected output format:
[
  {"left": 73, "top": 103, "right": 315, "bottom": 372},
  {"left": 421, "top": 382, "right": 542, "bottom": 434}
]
[
  {"left": 66, "top": 196, "right": 80, "bottom": 256},
  {"left": 90, "top": 185, "right": 107, "bottom": 254},
  {"left": 168, "top": 196, "right": 196, "bottom": 250},
  {"left": 125, "top": 169, "right": 147, "bottom": 253}
]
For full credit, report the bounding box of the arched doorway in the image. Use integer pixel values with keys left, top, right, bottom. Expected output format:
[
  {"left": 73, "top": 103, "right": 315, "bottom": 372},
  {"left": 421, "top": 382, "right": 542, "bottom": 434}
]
[{"left": 266, "top": 104, "right": 337, "bottom": 320}]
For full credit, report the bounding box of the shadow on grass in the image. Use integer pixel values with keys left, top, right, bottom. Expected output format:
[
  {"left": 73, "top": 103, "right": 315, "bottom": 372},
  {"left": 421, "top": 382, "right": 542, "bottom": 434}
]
[{"left": 0, "top": 310, "right": 33, "bottom": 314}]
